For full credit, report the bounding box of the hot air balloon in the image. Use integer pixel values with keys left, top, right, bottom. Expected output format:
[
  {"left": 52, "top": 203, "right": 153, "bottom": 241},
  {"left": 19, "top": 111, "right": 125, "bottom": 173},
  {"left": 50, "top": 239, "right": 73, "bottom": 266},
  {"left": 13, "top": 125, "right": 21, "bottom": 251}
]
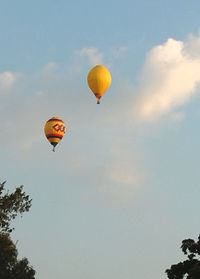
[
  {"left": 44, "top": 117, "right": 66, "bottom": 152},
  {"left": 87, "top": 65, "right": 112, "bottom": 104}
]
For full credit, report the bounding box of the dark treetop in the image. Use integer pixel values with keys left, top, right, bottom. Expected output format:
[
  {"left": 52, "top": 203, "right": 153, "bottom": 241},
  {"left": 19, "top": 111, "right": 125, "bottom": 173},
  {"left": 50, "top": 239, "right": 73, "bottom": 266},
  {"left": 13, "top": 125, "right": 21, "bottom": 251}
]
[
  {"left": 0, "top": 181, "right": 35, "bottom": 279},
  {"left": 166, "top": 235, "right": 200, "bottom": 279},
  {"left": 0, "top": 181, "right": 32, "bottom": 233}
]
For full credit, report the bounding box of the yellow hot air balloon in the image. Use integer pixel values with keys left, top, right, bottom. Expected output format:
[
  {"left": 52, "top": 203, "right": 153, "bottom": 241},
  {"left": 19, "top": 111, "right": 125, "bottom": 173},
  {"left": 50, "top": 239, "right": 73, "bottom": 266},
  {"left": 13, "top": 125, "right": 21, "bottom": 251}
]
[
  {"left": 87, "top": 65, "right": 112, "bottom": 104},
  {"left": 44, "top": 117, "right": 66, "bottom": 152}
]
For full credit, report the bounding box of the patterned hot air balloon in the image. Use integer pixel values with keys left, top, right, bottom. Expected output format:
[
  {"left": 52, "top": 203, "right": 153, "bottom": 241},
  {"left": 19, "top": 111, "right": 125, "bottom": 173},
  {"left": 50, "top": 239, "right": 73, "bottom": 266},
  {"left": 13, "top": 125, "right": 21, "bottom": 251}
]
[
  {"left": 87, "top": 65, "right": 112, "bottom": 104},
  {"left": 44, "top": 117, "right": 66, "bottom": 152}
]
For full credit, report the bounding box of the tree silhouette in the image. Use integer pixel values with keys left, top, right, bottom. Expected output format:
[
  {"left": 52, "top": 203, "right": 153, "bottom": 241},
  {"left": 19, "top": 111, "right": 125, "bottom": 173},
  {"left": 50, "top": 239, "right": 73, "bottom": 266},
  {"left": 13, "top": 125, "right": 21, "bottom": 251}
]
[
  {"left": 0, "top": 233, "right": 35, "bottom": 279},
  {"left": 0, "top": 181, "right": 32, "bottom": 233},
  {"left": 166, "top": 235, "right": 200, "bottom": 278},
  {"left": 0, "top": 181, "right": 35, "bottom": 279}
]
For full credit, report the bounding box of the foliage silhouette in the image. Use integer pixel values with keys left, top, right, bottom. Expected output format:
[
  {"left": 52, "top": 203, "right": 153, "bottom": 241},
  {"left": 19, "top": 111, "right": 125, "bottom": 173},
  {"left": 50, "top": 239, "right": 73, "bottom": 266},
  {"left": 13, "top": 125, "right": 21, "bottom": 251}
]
[
  {"left": 0, "top": 181, "right": 32, "bottom": 233},
  {"left": 0, "top": 233, "right": 35, "bottom": 279},
  {"left": 0, "top": 181, "right": 35, "bottom": 279},
  {"left": 166, "top": 235, "right": 200, "bottom": 279}
]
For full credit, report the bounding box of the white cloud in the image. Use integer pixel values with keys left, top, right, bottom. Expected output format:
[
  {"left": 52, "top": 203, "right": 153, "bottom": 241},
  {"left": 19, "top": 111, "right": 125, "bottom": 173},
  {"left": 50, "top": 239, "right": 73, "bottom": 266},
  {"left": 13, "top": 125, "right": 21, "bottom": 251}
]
[
  {"left": 0, "top": 72, "right": 19, "bottom": 91},
  {"left": 137, "top": 37, "right": 200, "bottom": 121},
  {"left": 77, "top": 153, "right": 146, "bottom": 207},
  {"left": 109, "top": 161, "right": 140, "bottom": 186},
  {"left": 77, "top": 47, "right": 104, "bottom": 66},
  {"left": 94, "top": 145, "right": 147, "bottom": 203},
  {"left": 103, "top": 161, "right": 143, "bottom": 201},
  {"left": 90, "top": 163, "right": 145, "bottom": 207},
  {"left": 42, "top": 62, "right": 58, "bottom": 74}
]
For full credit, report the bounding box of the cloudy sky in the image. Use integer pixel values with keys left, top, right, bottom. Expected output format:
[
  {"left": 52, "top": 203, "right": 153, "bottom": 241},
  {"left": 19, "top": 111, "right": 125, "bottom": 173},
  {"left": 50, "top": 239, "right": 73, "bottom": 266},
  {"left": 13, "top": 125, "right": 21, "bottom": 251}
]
[{"left": 1, "top": 0, "right": 200, "bottom": 278}]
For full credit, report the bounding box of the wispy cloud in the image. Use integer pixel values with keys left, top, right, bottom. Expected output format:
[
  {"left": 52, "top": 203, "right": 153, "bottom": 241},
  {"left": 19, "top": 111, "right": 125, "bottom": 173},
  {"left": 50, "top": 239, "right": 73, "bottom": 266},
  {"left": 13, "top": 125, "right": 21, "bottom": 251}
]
[
  {"left": 111, "top": 46, "right": 128, "bottom": 59},
  {"left": 0, "top": 71, "right": 20, "bottom": 92},
  {"left": 77, "top": 47, "right": 104, "bottom": 66},
  {"left": 77, "top": 152, "right": 146, "bottom": 207},
  {"left": 41, "top": 62, "right": 58, "bottom": 74},
  {"left": 169, "top": 111, "right": 186, "bottom": 122},
  {"left": 103, "top": 160, "right": 145, "bottom": 201}
]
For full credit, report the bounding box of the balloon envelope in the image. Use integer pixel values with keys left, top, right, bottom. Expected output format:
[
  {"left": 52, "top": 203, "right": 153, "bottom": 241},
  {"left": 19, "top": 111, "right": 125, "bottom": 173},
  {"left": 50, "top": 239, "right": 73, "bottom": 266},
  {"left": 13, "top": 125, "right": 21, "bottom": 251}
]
[
  {"left": 44, "top": 117, "right": 66, "bottom": 151},
  {"left": 87, "top": 65, "right": 111, "bottom": 104}
]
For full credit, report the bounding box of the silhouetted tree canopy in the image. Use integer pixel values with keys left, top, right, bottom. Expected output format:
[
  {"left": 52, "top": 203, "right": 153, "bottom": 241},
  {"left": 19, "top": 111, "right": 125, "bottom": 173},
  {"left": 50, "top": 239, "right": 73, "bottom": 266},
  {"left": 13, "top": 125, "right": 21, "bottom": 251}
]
[
  {"left": 0, "top": 233, "right": 35, "bottom": 279},
  {"left": 0, "top": 181, "right": 32, "bottom": 233},
  {"left": 166, "top": 235, "right": 200, "bottom": 278},
  {"left": 0, "top": 181, "right": 35, "bottom": 278}
]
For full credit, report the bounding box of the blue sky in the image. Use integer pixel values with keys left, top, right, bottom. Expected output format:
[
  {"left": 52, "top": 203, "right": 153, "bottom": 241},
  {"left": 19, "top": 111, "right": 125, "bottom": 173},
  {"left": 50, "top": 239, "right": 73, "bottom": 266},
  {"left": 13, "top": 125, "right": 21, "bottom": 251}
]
[{"left": 1, "top": 0, "right": 200, "bottom": 278}]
